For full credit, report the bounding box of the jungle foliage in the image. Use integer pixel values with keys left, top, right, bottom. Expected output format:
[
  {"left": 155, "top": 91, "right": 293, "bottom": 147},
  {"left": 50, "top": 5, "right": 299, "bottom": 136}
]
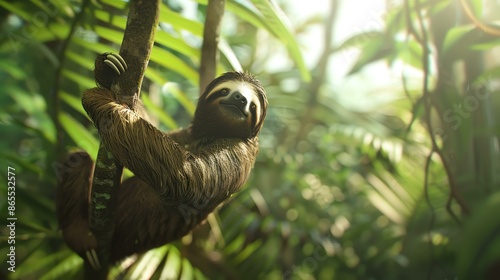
[{"left": 1, "top": 0, "right": 500, "bottom": 279}]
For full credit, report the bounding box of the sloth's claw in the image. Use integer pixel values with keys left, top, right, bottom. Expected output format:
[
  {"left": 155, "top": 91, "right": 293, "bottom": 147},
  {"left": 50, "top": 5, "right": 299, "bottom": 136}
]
[
  {"left": 113, "top": 53, "right": 127, "bottom": 70},
  {"left": 103, "top": 60, "right": 121, "bottom": 75},
  {"left": 103, "top": 53, "right": 127, "bottom": 75},
  {"left": 85, "top": 249, "right": 101, "bottom": 270}
]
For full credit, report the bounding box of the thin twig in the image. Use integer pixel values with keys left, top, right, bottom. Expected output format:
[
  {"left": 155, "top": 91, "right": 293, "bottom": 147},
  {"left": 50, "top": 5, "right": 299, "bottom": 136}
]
[
  {"left": 403, "top": 0, "right": 424, "bottom": 45},
  {"left": 460, "top": 0, "right": 500, "bottom": 36},
  {"left": 294, "top": 0, "right": 338, "bottom": 146},
  {"left": 414, "top": 0, "right": 469, "bottom": 219},
  {"left": 423, "top": 147, "right": 436, "bottom": 279}
]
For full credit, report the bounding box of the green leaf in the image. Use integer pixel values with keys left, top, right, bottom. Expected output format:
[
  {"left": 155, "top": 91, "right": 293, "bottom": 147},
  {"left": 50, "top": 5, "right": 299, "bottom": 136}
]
[
  {"left": 234, "top": 239, "right": 263, "bottom": 264},
  {"left": 141, "top": 93, "right": 178, "bottom": 130},
  {"left": 348, "top": 36, "right": 392, "bottom": 75},
  {"left": 15, "top": 187, "right": 55, "bottom": 222},
  {"left": 223, "top": 0, "right": 274, "bottom": 32},
  {"left": 8, "top": 87, "right": 46, "bottom": 115},
  {"left": 179, "top": 259, "right": 195, "bottom": 280},
  {"left": 35, "top": 23, "right": 71, "bottom": 42},
  {"left": 101, "top": 0, "right": 127, "bottom": 9},
  {"left": 59, "top": 112, "right": 98, "bottom": 157},
  {"left": 94, "top": 26, "right": 125, "bottom": 45},
  {"left": 194, "top": 0, "right": 310, "bottom": 81},
  {"left": 0, "top": 1, "right": 32, "bottom": 21},
  {"left": 473, "top": 65, "right": 500, "bottom": 84},
  {"left": 145, "top": 67, "right": 166, "bottom": 85},
  {"left": 458, "top": 192, "right": 500, "bottom": 279},
  {"left": 39, "top": 252, "right": 82, "bottom": 280},
  {"left": 150, "top": 47, "right": 199, "bottom": 85},
  {"left": 395, "top": 38, "right": 423, "bottom": 70},
  {"left": 250, "top": 0, "right": 310, "bottom": 82},
  {"left": 159, "top": 246, "right": 182, "bottom": 279},
  {"left": 14, "top": 249, "right": 76, "bottom": 279},
  {"left": 469, "top": 0, "right": 483, "bottom": 15},
  {"left": 219, "top": 38, "right": 243, "bottom": 71},
  {"left": 127, "top": 245, "right": 169, "bottom": 279},
  {"left": 93, "top": 9, "right": 127, "bottom": 29},
  {"left": 0, "top": 151, "right": 43, "bottom": 175},
  {"left": 66, "top": 51, "right": 94, "bottom": 73},
  {"left": 7, "top": 87, "right": 56, "bottom": 143},
  {"left": 155, "top": 30, "right": 200, "bottom": 60},
  {"left": 336, "top": 31, "right": 384, "bottom": 52},
  {"left": 160, "top": 3, "right": 203, "bottom": 36},
  {"left": 0, "top": 60, "right": 26, "bottom": 79},
  {"left": 60, "top": 91, "right": 87, "bottom": 117},
  {"left": 162, "top": 83, "right": 196, "bottom": 116},
  {"left": 471, "top": 38, "right": 500, "bottom": 51},
  {"left": 72, "top": 38, "right": 120, "bottom": 55},
  {"left": 62, "top": 69, "right": 95, "bottom": 89},
  {"left": 442, "top": 24, "right": 475, "bottom": 54}
]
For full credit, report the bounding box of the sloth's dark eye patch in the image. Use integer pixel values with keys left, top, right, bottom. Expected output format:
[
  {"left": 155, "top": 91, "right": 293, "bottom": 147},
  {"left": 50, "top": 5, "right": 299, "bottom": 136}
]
[{"left": 207, "top": 88, "right": 230, "bottom": 102}]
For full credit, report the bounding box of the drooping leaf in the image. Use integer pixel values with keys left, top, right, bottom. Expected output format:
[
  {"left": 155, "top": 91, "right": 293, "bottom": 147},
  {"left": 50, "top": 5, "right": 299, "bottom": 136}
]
[
  {"left": 159, "top": 246, "right": 183, "bottom": 279},
  {"left": 336, "top": 31, "right": 385, "bottom": 52},
  {"left": 193, "top": 0, "right": 310, "bottom": 81},
  {"left": 151, "top": 47, "right": 199, "bottom": 85},
  {"left": 469, "top": 0, "right": 483, "bottom": 15},
  {"left": 348, "top": 35, "right": 393, "bottom": 75},
  {"left": 93, "top": 25, "right": 125, "bottom": 45},
  {"left": 155, "top": 31, "right": 200, "bottom": 60},
  {"left": 59, "top": 112, "right": 98, "bottom": 157},
  {"left": 93, "top": 9, "right": 127, "bottom": 29},
  {"left": 160, "top": 3, "right": 204, "bottom": 36},
  {"left": 141, "top": 92, "right": 178, "bottom": 130},
  {"left": 395, "top": 38, "right": 423, "bottom": 70},
  {"left": 471, "top": 38, "right": 500, "bottom": 51},
  {"left": 72, "top": 38, "right": 120, "bottom": 55},
  {"left": 60, "top": 91, "right": 87, "bottom": 117},
  {"left": 14, "top": 249, "right": 77, "bottom": 279},
  {"left": 250, "top": 0, "right": 311, "bottom": 82},
  {"left": 62, "top": 69, "right": 95, "bottom": 89},
  {"left": 127, "top": 245, "right": 169, "bottom": 280},
  {"left": 39, "top": 253, "right": 82, "bottom": 280},
  {"left": 0, "top": 1, "right": 32, "bottom": 20},
  {"left": 442, "top": 24, "right": 475, "bottom": 54},
  {"left": 458, "top": 192, "right": 500, "bottom": 279}
]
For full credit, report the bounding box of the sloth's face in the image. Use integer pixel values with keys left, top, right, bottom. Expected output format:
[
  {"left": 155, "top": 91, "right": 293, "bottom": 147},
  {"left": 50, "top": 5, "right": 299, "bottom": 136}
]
[
  {"left": 194, "top": 72, "right": 267, "bottom": 139},
  {"left": 205, "top": 80, "right": 263, "bottom": 130}
]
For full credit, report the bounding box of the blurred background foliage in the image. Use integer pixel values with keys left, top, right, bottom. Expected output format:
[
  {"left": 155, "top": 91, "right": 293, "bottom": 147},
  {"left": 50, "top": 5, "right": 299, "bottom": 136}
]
[{"left": 1, "top": 0, "right": 500, "bottom": 279}]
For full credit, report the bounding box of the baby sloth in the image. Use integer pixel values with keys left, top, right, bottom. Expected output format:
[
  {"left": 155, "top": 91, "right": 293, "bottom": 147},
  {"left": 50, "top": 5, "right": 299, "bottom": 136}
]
[{"left": 56, "top": 53, "right": 268, "bottom": 266}]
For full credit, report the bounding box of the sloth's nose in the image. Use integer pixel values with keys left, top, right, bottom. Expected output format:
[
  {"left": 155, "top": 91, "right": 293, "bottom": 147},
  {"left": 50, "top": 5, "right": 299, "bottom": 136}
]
[{"left": 232, "top": 91, "right": 247, "bottom": 105}]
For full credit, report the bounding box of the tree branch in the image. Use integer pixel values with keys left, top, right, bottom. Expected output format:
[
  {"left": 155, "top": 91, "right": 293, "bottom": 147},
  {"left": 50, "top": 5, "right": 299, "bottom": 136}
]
[
  {"left": 90, "top": 0, "right": 160, "bottom": 230},
  {"left": 113, "top": 0, "right": 160, "bottom": 107},
  {"left": 199, "top": 0, "right": 225, "bottom": 94},
  {"left": 87, "top": 0, "right": 160, "bottom": 278}
]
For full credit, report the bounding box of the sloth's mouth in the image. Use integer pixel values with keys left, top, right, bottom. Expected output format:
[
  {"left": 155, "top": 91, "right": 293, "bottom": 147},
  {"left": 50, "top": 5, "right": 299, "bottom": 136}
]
[{"left": 221, "top": 103, "right": 247, "bottom": 117}]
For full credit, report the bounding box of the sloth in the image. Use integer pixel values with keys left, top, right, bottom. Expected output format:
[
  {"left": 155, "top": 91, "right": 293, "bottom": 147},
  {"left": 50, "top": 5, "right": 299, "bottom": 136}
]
[{"left": 56, "top": 53, "right": 268, "bottom": 267}]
